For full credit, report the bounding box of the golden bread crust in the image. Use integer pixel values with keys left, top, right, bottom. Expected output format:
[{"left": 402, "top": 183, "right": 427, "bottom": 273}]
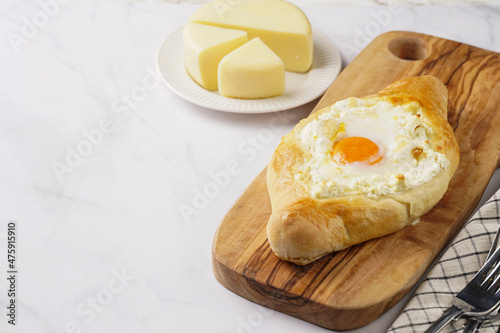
[{"left": 266, "top": 76, "right": 460, "bottom": 265}]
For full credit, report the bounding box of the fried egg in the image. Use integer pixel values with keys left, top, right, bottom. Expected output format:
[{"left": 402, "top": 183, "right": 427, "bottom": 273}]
[{"left": 297, "top": 97, "right": 450, "bottom": 198}]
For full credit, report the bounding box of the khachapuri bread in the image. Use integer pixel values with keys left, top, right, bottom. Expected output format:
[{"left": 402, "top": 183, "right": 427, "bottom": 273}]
[{"left": 266, "top": 76, "right": 460, "bottom": 265}]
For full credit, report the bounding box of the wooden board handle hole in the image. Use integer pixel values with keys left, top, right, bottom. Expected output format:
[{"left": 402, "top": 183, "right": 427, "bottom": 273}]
[{"left": 388, "top": 36, "right": 428, "bottom": 61}]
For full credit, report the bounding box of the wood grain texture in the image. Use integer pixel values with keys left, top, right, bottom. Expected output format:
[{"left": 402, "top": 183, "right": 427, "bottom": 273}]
[{"left": 212, "top": 31, "right": 500, "bottom": 330}]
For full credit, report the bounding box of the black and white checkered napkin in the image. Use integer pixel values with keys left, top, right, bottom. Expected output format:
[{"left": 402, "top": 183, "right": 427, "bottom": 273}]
[{"left": 388, "top": 190, "right": 500, "bottom": 333}]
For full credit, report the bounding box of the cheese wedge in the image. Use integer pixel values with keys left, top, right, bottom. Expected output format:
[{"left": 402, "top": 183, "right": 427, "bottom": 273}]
[
  {"left": 189, "top": 0, "right": 313, "bottom": 73},
  {"left": 218, "top": 38, "right": 285, "bottom": 99},
  {"left": 183, "top": 22, "right": 248, "bottom": 90}
]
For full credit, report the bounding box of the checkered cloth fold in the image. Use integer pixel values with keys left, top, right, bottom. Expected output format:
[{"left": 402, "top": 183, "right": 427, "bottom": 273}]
[{"left": 388, "top": 190, "right": 500, "bottom": 333}]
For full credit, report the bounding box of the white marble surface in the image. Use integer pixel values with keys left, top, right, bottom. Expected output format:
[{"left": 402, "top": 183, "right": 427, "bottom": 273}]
[
  {"left": 123, "top": 0, "right": 500, "bottom": 5},
  {"left": 0, "top": 1, "right": 500, "bottom": 332}
]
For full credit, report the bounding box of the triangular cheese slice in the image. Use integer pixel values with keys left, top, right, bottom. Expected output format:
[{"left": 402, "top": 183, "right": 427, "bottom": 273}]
[
  {"left": 183, "top": 22, "right": 247, "bottom": 90},
  {"left": 218, "top": 38, "right": 285, "bottom": 99}
]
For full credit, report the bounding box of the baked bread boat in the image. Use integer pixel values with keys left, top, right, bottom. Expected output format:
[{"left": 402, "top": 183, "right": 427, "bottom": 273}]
[{"left": 266, "top": 76, "right": 460, "bottom": 265}]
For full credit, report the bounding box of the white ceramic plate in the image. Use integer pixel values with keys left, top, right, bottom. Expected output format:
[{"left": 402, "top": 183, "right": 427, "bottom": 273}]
[{"left": 156, "top": 27, "right": 342, "bottom": 113}]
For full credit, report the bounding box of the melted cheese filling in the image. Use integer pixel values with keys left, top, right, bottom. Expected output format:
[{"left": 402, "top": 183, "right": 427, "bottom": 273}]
[{"left": 296, "top": 97, "right": 450, "bottom": 199}]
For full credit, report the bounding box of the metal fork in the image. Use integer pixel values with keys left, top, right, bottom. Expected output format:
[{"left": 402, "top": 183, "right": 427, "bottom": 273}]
[
  {"left": 463, "top": 307, "right": 500, "bottom": 333},
  {"left": 424, "top": 243, "right": 500, "bottom": 333},
  {"left": 462, "top": 226, "right": 500, "bottom": 333}
]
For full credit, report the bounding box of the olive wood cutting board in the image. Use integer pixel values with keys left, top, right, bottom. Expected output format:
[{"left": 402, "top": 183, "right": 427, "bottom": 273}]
[{"left": 212, "top": 31, "right": 500, "bottom": 330}]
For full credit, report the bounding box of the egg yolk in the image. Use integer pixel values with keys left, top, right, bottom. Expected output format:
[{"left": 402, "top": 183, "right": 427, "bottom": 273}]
[{"left": 332, "top": 136, "right": 383, "bottom": 165}]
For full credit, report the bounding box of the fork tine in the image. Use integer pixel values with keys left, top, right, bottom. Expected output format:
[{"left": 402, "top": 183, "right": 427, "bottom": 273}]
[
  {"left": 487, "top": 241, "right": 500, "bottom": 264},
  {"left": 487, "top": 227, "right": 500, "bottom": 293},
  {"left": 467, "top": 245, "right": 500, "bottom": 288},
  {"left": 487, "top": 224, "right": 500, "bottom": 259},
  {"left": 490, "top": 274, "right": 500, "bottom": 294},
  {"left": 484, "top": 259, "right": 500, "bottom": 281},
  {"left": 480, "top": 247, "right": 500, "bottom": 288},
  {"left": 486, "top": 259, "right": 500, "bottom": 292},
  {"left": 487, "top": 260, "right": 500, "bottom": 289}
]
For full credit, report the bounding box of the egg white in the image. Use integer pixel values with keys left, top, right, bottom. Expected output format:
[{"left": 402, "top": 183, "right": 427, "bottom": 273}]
[{"left": 297, "top": 97, "right": 450, "bottom": 198}]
